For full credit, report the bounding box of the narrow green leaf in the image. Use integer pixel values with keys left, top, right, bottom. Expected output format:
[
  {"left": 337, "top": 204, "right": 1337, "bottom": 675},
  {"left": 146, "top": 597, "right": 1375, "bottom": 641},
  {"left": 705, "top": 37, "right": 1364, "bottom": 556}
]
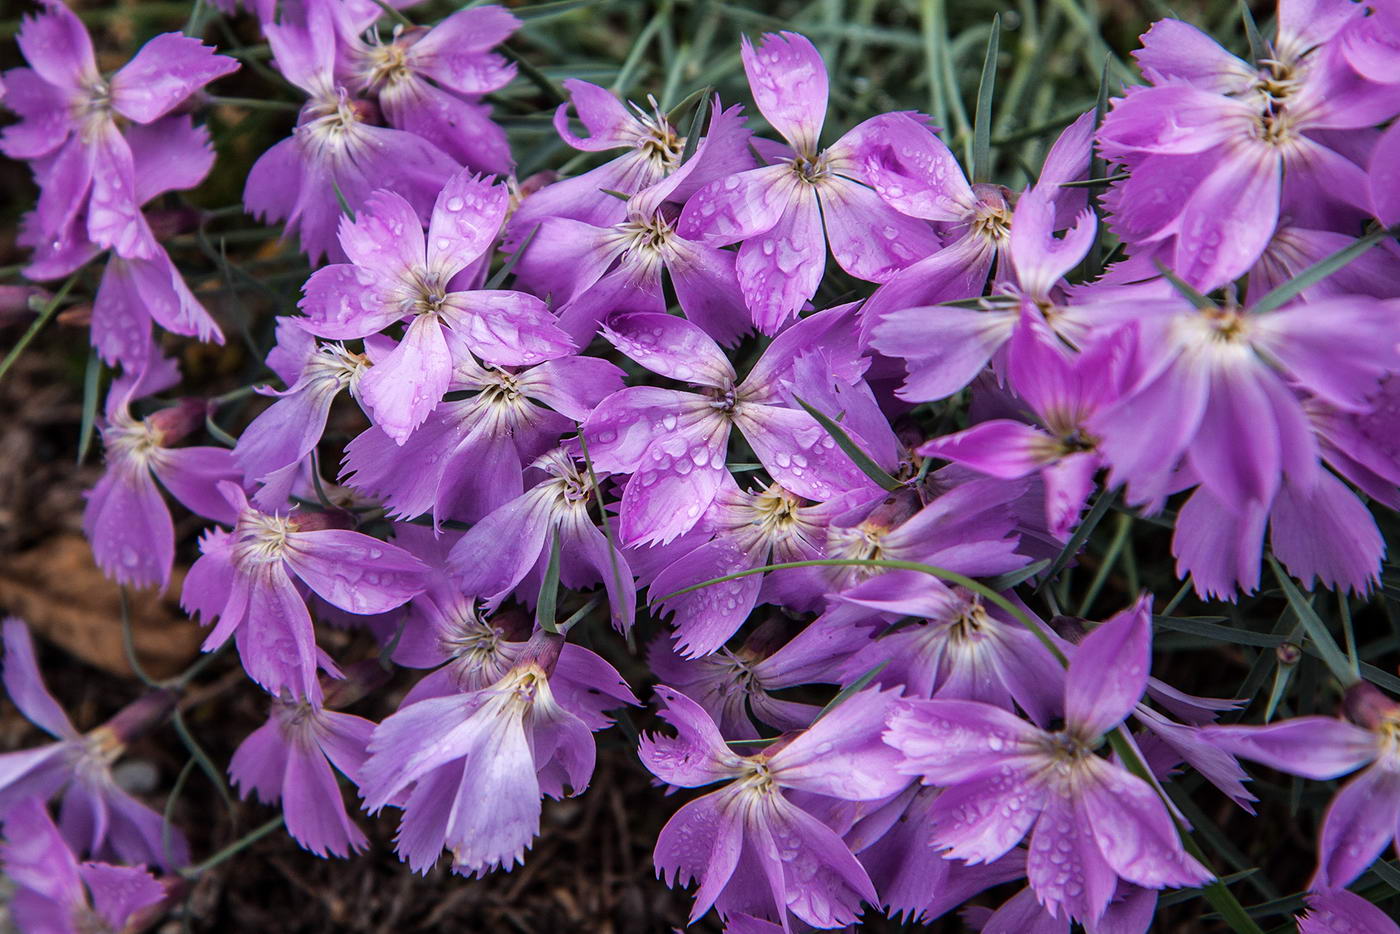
[
  {"left": 501, "top": 44, "right": 567, "bottom": 104},
  {"left": 181, "top": 815, "right": 285, "bottom": 878},
  {"left": 1059, "top": 172, "right": 1130, "bottom": 188},
  {"left": 0, "top": 270, "right": 82, "bottom": 384},
  {"left": 813, "top": 661, "right": 889, "bottom": 723},
  {"left": 1269, "top": 557, "right": 1358, "bottom": 687},
  {"left": 511, "top": 0, "right": 599, "bottom": 22},
  {"left": 986, "top": 559, "right": 1050, "bottom": 592},
  {"left": 793, "top": 395, "right": 902, "bottom": 492},
  {"left": 1251, "top": 225, "right": 1396, "bottom": 313},
  {"left": 485, "top": 224, "right": 539, "bottom": 290},
  {"left": 666, "top": 83, "right": 710, "bottom": 127},
  {"left": 1240, "top": 0, "right": 1266, "bottom": 64},
  {"left": 77, "top": 350, "right": 103, "bottom": 465},
  {"left": 1035, "top": 487, "right": 1117, "bottom": 592},
  {"left": 677, "top": 87, "right": 713, "bottom": 166},
  {"left": 331, "top": 179, "right": 356, "bottom": 221},
  {"left": 971, "top": 14, "right": 1001, "bottom": 184},
  {"left": 917, "top": 0, "right": 948, "bottom": 131},
  {"left": 172, "top": 706, "right": 237, "bottom": 818},
  {"left": 162, "top": 759, "right": 197, "bottom": 870},
  {"left": 1370, "top": 859, "right": 1400, "bottom": 894},
  {"left": 558, "top": 594, "right": 602, "bottom": 634},
  {"left": 598, "top": 188, "right": 632, "bottom": 201},
  {"left": 205, "top": 413, "right": 239, "bottom": 449},
  {"left": 1153, "top": 259, "right": 1217, "bottom": 310},
  {"left": 368, "top": 0, "right": 413, "bottom": 26},
  {"left": 536, "top": 528, "right": 564, "bottom": 633},
  {"left": 1077, "top": 511, "right": 1132, "bottom": 616},
  {"left": 1152, "top": 615, "right": 1280, "bottom": 648},
  {"left": 1262, "top": 661, "right": 1297, "bottom": 722}
]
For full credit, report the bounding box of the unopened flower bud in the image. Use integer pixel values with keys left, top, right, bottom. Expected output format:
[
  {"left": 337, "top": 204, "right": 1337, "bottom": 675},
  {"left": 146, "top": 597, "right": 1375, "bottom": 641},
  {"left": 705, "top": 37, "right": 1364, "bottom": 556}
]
[
  {"left": 1275, "top": 642, "right": 1302, "bottom": 666},
  {"left": 1343, "top": 680, "right": 1399, "bottom": 730}
]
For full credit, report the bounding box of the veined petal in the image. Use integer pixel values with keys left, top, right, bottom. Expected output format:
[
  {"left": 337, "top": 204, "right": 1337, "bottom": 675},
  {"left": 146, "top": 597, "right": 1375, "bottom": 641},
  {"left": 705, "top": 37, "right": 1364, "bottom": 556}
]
[
  {"left": 639, "top": 685, "right": 745, "bottom": 787},
  {"left": 885, "top": 698, "right": 1043, "bottom": 785},
  {"left": 736, "top": 186, "right": 824, "bottom": 333},
  {"left": 918, "top": 420, "right": 1051, "bottom": 480},
  {"left": 820, "top": 175, "right": 938, "bottom": 283},
  {"left": 357, "top": 315, "right": 453, "bottom": 445},
  {"left": 601, "top": 311, "right": 736, "bottom": 388},
  {"left": 283, "top": 528, "right": 426, "bottom": 614},
  {"left": 740, "top": 32, "right": 828, "bottom": 155},
  {"left": 427, "top": 170, "right": 508, "bottom": 277},
  {"left": 1065, "top": 596, "right": 1152, "bottom": 739},
  {"left": 338, "top": 189, "right": 427, "bottom": 282},
  {"left": 1077, "top": 755, "right": 1213, "bottom": 890},
  {"left": 654, "top": 787, "right": 744, "bottom": 922},
  {"left": 110, "top": 33, "right": 238, "bottom": 124}
]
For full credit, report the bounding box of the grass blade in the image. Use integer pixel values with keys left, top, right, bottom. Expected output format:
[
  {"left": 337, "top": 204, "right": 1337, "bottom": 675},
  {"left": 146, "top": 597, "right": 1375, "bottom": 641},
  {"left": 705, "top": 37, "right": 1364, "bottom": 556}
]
[
  {"left": 536, "top": 527, "right": 564, "bottom": 633},
  {"left": 77, "top": 350, "right": 103, "bottom": 465},
  {"left": 971, "top": 14, "right": 1001, "bottom": 183},
  {"left": 793, "top": 395, "right": 902, "bottom": 492},
  {"left": 813, "top": 661, "right": 888, "bottom": 723},
  {"left": 1251, "top": 225, "right": 1396, "bottom": 313},
  {"left": 1268, "top": 557, "right": 1357, "bottom": 687}
]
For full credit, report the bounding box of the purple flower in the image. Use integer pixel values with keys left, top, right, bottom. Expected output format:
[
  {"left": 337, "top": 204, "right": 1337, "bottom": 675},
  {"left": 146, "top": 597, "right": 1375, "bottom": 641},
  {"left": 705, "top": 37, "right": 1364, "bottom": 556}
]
[
  {"left": 358, "top": 630, "right": 634, "bottom": 876},
  {"left": 1, "top": 1, "right": 237, "bottom": 266},
  {"left": 85, "top": 395, "right": 240, "bottom": 591},
  {"left": 181, "top": 482, "right": 428, "bottom": 700},
  {"left": 342, "top": 350, "right": 622, "bottom": 525},
  {"left": 511, "top": 98, "right": 755, "bottom": 346},
  {"left": 677, "top": 32, "right": 938, "bottom": 331},
  {"left": 1203, "top": 682, "right": 1400, "bottom": 888},
  {"left": 865, "top": 112, "right": 1097, "bottom": 401},
  {"left": 351, "top": 6, "right": 519, "bottom": 175},
  {"left": 1089, "top": 294, "right": 1400, "bottom": 514},
  {"left": 1098, "top": 7, "right": 1398, "bottom": 289},
  {"left": 836, "top": 585, "right": 1062, "bottom": 722},
  {"left": 0, "top": 619, "right": 187, "bottom": 869},
  {"left": 647, "top": 619, "right": 821, "bottom": 741},
  {"left": 508, "top": 79, "right": 753, "bottom": 245},
  {"left": 647, "top": 478, "right": 834, "bottom": 657},
  {"left": 582, "top": 308, "right": 880, "bottom": 545},
  {"left": 298, "top": 170, "right": 575, "bottom": 443},
  {"left": 859, "top": 110, "right": 1094, "bottom": 337},
  {"left": 642, "top": 685, "right": 907, "bottom": 927},
  {"left": 229, "top": 696, "right": 375, "bottom": 858},
  {"left": 918, "top": 322, "right": 1128, "bottom": 537},
  {"left": 447, "top": 448, "right": 637, "bottom": 633},
  {"left": 243, "top": 6, "right": 458, "bottom": 263},
  {"left": 234, "top": 323, "right": 372, "bottom": 510},
  {"left": 884, "top": 597, "right": 1212, "bottom": 923},
  {"left": 2, "top": 798, "right": 168, "bottom": 934}
]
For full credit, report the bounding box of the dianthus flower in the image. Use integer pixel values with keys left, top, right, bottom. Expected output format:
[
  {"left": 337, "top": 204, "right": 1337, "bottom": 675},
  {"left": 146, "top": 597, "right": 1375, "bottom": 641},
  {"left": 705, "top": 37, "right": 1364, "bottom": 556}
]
[{"left": 678, "top": 32, "right": 938, "bottom": 331}]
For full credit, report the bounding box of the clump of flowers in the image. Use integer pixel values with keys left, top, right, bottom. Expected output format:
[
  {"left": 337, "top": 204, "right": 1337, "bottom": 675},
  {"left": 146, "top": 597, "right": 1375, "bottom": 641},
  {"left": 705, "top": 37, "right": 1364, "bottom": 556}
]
[{"left": 1, "top": 0, "right": 1399, "bottom": 930}]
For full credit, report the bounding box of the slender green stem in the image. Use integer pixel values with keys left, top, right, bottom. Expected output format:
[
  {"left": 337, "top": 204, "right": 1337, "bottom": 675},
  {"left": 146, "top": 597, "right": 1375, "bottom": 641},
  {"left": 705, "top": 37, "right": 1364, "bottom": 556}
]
[
  {"left": 181, "top": 816, "right": 285, "bottom": 878},
  {"left": 0, "top": 272, "right": 81, "bottom": 384}
]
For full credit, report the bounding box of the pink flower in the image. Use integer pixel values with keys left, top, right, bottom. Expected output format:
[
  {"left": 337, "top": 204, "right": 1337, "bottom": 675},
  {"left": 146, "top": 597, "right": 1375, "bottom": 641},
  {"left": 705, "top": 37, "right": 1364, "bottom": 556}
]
[{"left": 885, "top": 597, "right": 1212, "bottom": 923}]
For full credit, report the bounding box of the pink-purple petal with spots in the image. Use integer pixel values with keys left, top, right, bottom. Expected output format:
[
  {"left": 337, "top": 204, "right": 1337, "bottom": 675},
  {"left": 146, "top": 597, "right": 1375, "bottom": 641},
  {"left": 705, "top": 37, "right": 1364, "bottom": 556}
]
[
  {"left": 820, "top": 174, "right": 938, "bottom": 283},
  {"left": 736, "top": 187, "right": 825, "bottom": 333},
  {"left": 740, "top": 32, "right": 828, "bottom": 155},
  {"left": 601, "top": 311, "right": 736, "bottom": 388},
  {"left": 358, "top": 316, "right": 453, "bottom": 445},
  {"left": 110, "top": 33, "right": 238, "bottom": 124},
  {"left": 654, "top": 788, "right": 744, "bottom": 922},
  {"left": 427, "top": 171, "right": 508, "bottom": 276}
]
